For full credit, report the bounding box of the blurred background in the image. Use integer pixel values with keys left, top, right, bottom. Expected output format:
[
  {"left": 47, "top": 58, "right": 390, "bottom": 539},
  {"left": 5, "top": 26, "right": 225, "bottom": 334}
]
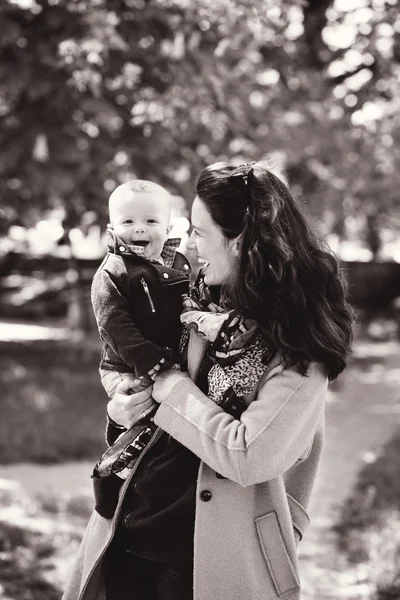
[{"left": 0, "top": 0, "right": 399, "bottom": 598}]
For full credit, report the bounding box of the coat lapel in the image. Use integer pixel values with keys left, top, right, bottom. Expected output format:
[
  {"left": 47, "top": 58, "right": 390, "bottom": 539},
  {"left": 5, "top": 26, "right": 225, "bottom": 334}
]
[{"left": 187, "top": 329, "right": 209, "bottom": 381}]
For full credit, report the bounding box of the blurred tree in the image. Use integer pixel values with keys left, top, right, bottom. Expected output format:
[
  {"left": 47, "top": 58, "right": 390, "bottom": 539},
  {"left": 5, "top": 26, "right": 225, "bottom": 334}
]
[{"left": 0, "top": 0, "right": 399, "bottom": 251}]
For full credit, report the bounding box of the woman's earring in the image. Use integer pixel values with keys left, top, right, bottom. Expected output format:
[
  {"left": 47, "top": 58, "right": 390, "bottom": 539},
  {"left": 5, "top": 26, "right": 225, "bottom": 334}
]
[{"left": 231, "top": 239, "right": 241, "bottom": 256}]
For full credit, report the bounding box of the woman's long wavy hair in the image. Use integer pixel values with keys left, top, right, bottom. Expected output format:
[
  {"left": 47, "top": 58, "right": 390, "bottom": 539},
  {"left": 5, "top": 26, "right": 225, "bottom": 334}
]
[{"left": 196, "top": 160, "right": 354, "bottom": 381}]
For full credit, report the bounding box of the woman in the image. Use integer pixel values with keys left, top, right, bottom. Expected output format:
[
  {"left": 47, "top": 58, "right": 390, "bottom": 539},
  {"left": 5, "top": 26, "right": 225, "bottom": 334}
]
[{"left": 63, "top": 161, "right": 353, "bottom": 600}]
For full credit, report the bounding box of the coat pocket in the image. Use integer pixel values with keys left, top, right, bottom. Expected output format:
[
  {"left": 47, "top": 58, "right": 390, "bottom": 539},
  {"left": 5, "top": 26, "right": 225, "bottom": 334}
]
[{"left": 255, "top": 511, "right": 300, "bottom": 597}]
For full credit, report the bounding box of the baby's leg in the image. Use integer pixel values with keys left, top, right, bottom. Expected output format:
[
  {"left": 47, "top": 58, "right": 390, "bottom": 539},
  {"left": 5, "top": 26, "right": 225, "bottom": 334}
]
[
  {"left": 93, "top": 400, "right": 157, "bottom": 480},
  {"left": 100, "top": 369, "right": 129, "bottom": 399},
  {"left": 93, "top": 372, "right": 156, "bottom": 518},
  {"left": 94, "top": 372, "right": 157, "bottom": 479}
]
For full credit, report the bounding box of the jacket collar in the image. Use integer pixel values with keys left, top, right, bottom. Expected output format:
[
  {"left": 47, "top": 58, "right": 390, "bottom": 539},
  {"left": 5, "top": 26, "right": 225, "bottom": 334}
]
[{"left": 106, "top": 227, "right": 181, "bottom": 268}]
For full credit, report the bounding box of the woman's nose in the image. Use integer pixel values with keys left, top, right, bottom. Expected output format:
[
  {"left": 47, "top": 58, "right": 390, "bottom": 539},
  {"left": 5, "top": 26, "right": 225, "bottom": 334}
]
[{"left": 186, "top": 230, "right": 196, "bottom": 251}]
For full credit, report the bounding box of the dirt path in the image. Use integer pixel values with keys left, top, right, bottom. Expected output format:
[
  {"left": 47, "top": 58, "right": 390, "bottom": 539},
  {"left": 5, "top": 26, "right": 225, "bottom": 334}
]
[
  {"left": 299, "top": 341, "right": 400, "bottom": 599},
  {"left": 0, "top": 461, "right": 93, "bottom": 499}
]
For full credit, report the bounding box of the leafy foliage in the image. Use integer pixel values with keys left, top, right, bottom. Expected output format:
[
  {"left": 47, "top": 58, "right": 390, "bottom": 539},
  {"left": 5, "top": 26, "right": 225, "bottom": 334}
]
[{"left": 0, "top": 0, "right": 399, "bottom": 245}]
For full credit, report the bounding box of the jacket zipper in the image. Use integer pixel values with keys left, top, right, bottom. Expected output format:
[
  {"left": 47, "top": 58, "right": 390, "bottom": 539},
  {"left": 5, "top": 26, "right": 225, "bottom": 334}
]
[
  {"left": 121, "top": 467, "right": 148, "bottom": 526},
  {"left": 78, "top": 428, "right": 163, "bottom": 600},
  {"left": 140, "top": 278, "right": 156, "bottom": 313}
]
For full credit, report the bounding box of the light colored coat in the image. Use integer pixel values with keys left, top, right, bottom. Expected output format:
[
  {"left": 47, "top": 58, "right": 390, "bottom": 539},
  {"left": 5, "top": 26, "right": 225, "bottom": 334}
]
[{"left": 62, "top": 337, "right": 327, "bottom": 600}]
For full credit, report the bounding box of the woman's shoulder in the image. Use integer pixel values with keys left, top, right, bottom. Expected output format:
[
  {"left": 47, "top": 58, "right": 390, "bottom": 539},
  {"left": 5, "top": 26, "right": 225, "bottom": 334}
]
[{"left": 258, "top": 358, "right": 328, "bottom": 394}]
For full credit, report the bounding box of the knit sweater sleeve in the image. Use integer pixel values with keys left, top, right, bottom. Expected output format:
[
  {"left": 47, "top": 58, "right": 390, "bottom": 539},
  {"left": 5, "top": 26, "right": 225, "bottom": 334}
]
[{"left": 153, "top": 363, "right": 327, "bottom": 487}]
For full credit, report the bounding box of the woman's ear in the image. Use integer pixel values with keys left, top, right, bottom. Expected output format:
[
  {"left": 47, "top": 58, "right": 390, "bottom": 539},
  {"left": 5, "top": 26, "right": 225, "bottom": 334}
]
[{"left": 230, "top": 236, "right": 241, "bottom": 257}]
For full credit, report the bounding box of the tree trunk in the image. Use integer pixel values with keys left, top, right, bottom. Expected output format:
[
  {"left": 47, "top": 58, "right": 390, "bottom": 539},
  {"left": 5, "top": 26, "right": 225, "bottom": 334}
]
[{"left": 301, "top": 0, "right": 334, "bottom": 69}]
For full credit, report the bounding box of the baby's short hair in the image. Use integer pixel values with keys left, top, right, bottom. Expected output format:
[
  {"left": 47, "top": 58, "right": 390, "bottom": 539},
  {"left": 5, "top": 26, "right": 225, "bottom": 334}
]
[
  {"left": 109, "top": 180, "right": 170, "bottom": 208},
  {"left": 116, "top": 180, "right": 168, "bottom": 195}
]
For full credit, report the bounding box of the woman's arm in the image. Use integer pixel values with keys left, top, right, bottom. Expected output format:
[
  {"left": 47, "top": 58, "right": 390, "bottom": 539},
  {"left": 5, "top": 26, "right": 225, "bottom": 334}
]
[{"left": 152, "top": 363, "right": 327, "bottom": 487}]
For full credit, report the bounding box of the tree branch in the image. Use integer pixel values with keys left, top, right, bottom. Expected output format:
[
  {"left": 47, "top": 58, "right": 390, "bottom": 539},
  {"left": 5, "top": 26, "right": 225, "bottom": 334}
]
[{"left": 328, "top": 61, "right": 376, "bottom": 86}]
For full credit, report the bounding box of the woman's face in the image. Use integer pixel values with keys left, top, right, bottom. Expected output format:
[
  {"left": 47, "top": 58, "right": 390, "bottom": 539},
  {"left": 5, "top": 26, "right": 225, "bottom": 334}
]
[{"left": 187, "top": 196, "right": 239, "bottom": 286}]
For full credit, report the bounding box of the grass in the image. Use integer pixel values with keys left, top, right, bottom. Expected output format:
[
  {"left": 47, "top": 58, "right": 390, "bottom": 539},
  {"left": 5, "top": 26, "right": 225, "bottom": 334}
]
[
  {"left": 0, "top": 520, "right": 61, "bottom": 600},
  {"left": 0, "top": 479, "right": 87, "bottom": 600},
  {"left": 334, "top": 429, "right": 400, "bottom": 600},
  {"left": 0, "top": 338, "right": 108, "bottom": 463}
]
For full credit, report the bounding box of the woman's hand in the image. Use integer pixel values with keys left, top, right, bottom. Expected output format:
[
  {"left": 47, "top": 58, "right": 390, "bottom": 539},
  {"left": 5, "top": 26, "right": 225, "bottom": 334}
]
[
  {"left": 107, "top": 376, "right": 157, "bottom": 429},
  {"left": 152, "top": 369, "right": 190, "bottom": 404}
]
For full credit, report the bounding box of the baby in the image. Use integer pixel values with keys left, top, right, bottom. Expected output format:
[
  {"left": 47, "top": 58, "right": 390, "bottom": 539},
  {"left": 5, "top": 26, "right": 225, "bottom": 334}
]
[{"left": 91, "top": 180, "right": 191, "bottom": 489}]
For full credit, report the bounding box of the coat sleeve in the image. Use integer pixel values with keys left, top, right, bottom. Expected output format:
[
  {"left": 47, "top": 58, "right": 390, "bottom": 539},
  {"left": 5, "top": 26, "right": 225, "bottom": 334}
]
[
  {"left": 153, "top": 363, "right": 327, "bottom": 486},
  {"left": 91, "top": 268, "right": 166, "bottom": 376}
]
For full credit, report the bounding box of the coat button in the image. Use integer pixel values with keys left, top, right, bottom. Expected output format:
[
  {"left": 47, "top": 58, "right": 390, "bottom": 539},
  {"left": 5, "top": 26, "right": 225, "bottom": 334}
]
[
  {"left": 200, "top": 490, "right": 212, "bottom": 502},
  {"left": 184, "top": 264, "right": 189, "bottom": 270},
  {"left": 119, "top": 246, "right": 126, "bottom": 252},
  {"left": 163, "top": 272, "right": 169, "bottom": 278}
]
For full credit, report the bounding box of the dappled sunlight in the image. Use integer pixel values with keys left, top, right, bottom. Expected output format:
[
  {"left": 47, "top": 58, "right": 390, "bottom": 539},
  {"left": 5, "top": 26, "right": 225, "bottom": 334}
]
[
  {"left": 362, "top": 450, "right": 378, "bottom": 464},
  {"left": 384, "top": 367, "right": 400, "bottom": 382},
  {"left": 0, "top": 476, "right": 20, "bottom": 493},
  {"left": 0, "top": 475, "right": 84, "bottom": 599},
  {"left": 352, "top": 364, "right": 400, "bottom": 385},
  {"left": 29, "top": 388, "right": 57, "bottom": 411},
  {"left": 353, "top": 368, "right": 386, "bottom": 384},
  {"left": 0, "top": 321, "right": 70, "bottom": 342},
  {"left": 352, "top": 340, "right": 400, "bottom": 360},
  {"left": 2, "top": 361, "right": 27, "bottom": 382}
]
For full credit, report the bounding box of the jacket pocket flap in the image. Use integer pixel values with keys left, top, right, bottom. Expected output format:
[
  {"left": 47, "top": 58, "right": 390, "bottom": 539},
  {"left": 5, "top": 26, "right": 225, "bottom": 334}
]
[
  {"left": 286, "top": 494, "right": 311, "bottom": 541},
  {"left": 158, "top": 271, "right": 190, "bottom": 288},
  {"left": 255, "top": 511, "right": 299, "bottom": 596}
]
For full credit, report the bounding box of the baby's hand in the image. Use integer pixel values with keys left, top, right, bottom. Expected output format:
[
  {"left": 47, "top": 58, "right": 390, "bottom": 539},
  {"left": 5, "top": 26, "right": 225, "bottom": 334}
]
[
  {"left": 121, "top": 374, "right": 152, "bottom": 393},
  {"left": 148, "top": 357, "right": 166, "bottom": 379},
  {"left": 132, "top": 374, "right": 153, "bottom": 392}
]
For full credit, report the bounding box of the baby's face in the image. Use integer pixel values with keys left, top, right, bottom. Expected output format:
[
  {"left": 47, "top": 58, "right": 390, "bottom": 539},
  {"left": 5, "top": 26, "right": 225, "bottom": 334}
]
[{"left": 111, "top": 191, "right": 171, "bottom": 261}]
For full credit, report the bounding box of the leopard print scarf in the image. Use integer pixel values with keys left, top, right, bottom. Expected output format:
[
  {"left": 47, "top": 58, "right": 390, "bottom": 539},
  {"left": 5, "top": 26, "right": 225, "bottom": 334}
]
[{"left": 181, "top": 273, "right": 275, "bottom": 415}]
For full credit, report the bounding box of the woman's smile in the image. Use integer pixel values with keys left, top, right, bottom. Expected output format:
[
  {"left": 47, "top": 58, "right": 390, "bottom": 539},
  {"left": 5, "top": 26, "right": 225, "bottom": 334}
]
[{"left": 197, "top": 257, "right": 209, "bottom": 266}]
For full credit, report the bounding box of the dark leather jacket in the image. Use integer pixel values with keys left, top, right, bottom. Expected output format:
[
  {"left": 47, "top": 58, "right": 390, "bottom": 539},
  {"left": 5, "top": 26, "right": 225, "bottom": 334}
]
[{"left": 91, "top": 230, "right": 191, "bottom": 377}]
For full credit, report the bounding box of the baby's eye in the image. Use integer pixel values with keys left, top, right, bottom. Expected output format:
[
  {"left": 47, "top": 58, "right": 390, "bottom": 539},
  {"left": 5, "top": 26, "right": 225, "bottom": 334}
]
[
  {"left": 147, "top": 219, "right": 157, "bottom": 224},
  {"left": 123, "top": 219, "right": 133, "bottom": 224}
]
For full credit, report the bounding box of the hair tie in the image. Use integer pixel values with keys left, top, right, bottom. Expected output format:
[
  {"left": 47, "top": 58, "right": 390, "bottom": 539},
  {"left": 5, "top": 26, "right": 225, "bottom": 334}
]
[{"left": 230, "top": 161, "right": 256, "bottom": 187}]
